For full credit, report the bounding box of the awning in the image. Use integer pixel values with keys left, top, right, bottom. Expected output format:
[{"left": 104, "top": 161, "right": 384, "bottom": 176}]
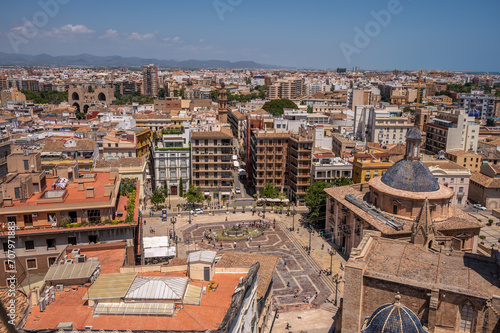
[
  {"left": 221, "top": 192, "right": 231, "bottom": 196},
  {"left": 204, "top": 192, "right": 210, "bottom": 196},
  {"left": 144, "top": 247, "right": 176, "bottom": 258}
]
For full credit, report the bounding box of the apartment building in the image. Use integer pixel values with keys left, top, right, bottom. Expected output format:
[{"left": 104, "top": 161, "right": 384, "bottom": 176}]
[
  {"left": 347, "top": 88, "right": 380, "bottom": 110},
  {"left": 191, "top": 128, "right": 234, "bottom": 201},
  {"left": 267, "top": 77, "right": 304, "bottom": 99},
  {"left": 311, "top": 152, "right": 352, "bottom": 182},
  {"left": 249, "top": 129, "right": 313, "bottom": 204},
  {"left": 332, "top": 133, "right": 364, "bottom": 158},
  {"left": 40, "top": 137, "right": 96, "bottom": 174},
  {"left": 0, "top": 151, "right": 135, "bottom": 286},
  {"left": 366, "top": 107, "right": 413, "bottom": 145},
  {"left": 154, "top": 97, "right": 182, "bottom": 113},
  {"left": 102, "top": 128, "right": 151, "bottom": 159},
  {"left": 423, "top": 159, "right": 471, "bottom": 207},
  {"left": 458, "top": 92, "right": 497, "bottom": 120},
  {"left": 351, "top": 152, "right": 393, "bottom": 184},
  {"left": 0, "top": 87, "right": 26, "bottom": 108},
  {"left": 445, "top": 149, "right": 482, "bottom": 173},
  {"left": 153, "top": 127, "right": 191, "bottom": 195},
  {"left": 425, "top": 109, "right": 479, "bottom": 154},
  {"left": 133, "top": 114, "right": 172, "bottom": 132},
  {"left": 0, "top": 135, "right": 11, "bottom": 178},
  {"left": 142, "top": 64, "right": 158, "bottom": 96}
]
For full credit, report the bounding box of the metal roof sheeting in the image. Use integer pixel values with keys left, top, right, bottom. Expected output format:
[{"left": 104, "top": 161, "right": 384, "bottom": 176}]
[
  {"left": 84, "top": 272, "right": 136, "bottom": 300},
  {"left": 125, "top": 277, "right": 188, "bottom": 300},
  {"left": 44, "top": 262, "right": 99, "bottom": 282},
  {"left": 94, "top": 302, "right": 175, "bottom": 316},
  {"left": 187, "top": 250, "right": 216, "bottom": 264}
]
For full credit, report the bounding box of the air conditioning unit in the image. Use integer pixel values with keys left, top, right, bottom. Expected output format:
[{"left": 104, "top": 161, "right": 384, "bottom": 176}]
[
  {"left": 32, "top": 213, "right": 38, "bottom": 217},
  {"left": 77, "top": 254, "right": 86, "bottom": 263},
  {"left": 71, "top": 249, "right": 80, "bottom": 257},
  {"left": 85, "top": 326, "right": 93, "bottom": 330},
  {"left": 56, "top": 284, "right": 63, "bottom": 291},
  {"left": 88, "top": 257, "right": 99, "bottom": 263},
  {"left": 65, "top": 259, "right": 73, "bottom": 264}
]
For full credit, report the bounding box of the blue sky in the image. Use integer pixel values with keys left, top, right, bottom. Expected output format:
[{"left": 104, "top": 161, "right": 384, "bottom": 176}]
[{"left": 1, "top": 0, "right": 499, "bottom": 71}]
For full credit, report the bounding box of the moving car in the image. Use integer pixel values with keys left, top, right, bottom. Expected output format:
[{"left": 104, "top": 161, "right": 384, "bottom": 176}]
[
  {"left": 235, "top": 187, "right": 241, "bottom": 194},
  {"left": 473, "top": 204, "right": 487, "bottom": 211},
  {"left": 190, "top": 208, "right": 204, "bottom": 214}
]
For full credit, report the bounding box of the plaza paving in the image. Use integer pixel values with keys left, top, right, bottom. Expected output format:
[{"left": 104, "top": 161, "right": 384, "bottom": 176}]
[
  {"left": 145, "top": 207, "right": 346, "bottom": 314},
  {"left": 183, "top": 220, "right": 331, "bottom": 312}
]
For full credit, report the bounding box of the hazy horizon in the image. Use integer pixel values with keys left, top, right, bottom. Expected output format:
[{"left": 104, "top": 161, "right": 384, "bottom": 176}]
[{"left": 1, "top": 0, "right": 499, "bottom": 71}]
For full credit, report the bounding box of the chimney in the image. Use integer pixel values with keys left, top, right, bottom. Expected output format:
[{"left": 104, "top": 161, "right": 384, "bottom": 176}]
[
  {"left": 78, "top": 182, "right": 84, "bottom": 191},
  {"left": 86, "top": 186, "right": 94, "bottom": 198},
  {"left": 104, "top": 183, "right": 114, "bottom": 197}
]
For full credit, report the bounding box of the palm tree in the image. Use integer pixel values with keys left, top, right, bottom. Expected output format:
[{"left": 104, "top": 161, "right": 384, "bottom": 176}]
[
  {"left": 176, "top": 203, "right": 182, "bottom": 216},
  {"left": 242, "top": 205, "right": 246, "bottom": 213}
]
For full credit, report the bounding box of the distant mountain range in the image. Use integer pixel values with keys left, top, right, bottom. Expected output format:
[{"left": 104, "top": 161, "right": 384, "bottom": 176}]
[{"left": 0, "top": 52, "right": 280, "bottom": 69}]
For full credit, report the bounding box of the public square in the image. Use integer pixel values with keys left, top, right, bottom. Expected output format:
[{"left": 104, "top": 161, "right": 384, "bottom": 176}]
[{"left": 144, "top": 202, "right": 346, "bottom": 332}]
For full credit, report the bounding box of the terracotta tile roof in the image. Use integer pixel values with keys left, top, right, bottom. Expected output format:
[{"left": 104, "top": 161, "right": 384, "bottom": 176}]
[
  {"left": 423, "top": 160, "right": 469, "bottom": 171},
  {"left": 325, "top": 185, "right": 482, "bottom": 235},
  {"left": 94, "top": 157, "right": 144, "bottom": 169},
  {"left": 23, "top": 272, "right": 246, "bottom": 331},
  {"left": 0, "top": 289, "right": 28, "bottom": 333},
  {"left": 446, "top": 149, "right": 480, "bottom": 157},
  {"left": 191, "top": 127, "right": 233, "bottom": 139},
  {"left": 42, "top": 137, "right": 96, "bottom": 152},
  {"left": 363, "top": 238, "right": 499, "bottom": 298},
  {"left": 470, "top": 171, "right": 500, "bottom": 188},
  {"left": 216, "top": 252, "right": 278, "bottom": 300}
]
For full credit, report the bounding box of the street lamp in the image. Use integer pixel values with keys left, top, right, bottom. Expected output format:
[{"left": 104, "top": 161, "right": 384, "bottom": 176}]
[
  {"left": 308, "top": 226, "right": 312, "bottom": 255},
  {"left": 171, "top": 216, "right": 177, "bottom": 239},
  {"left": 328, "top": 249, "right": 336, "bottom": 276},
  {"left": 292, "top": 208, "right": 296, "bottom": 231},
  {"left": 333, "top": 274, "right": 345, "bottom": 306}
]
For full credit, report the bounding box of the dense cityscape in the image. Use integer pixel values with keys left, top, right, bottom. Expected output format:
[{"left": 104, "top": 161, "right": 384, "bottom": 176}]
[{"left": 1, "top": 1, "right": 500, "bottom": 333}]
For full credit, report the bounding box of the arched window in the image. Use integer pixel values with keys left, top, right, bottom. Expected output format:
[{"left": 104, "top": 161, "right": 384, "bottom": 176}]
[{"left": 459, "top": 302, "right": 474, "bottom": 332}]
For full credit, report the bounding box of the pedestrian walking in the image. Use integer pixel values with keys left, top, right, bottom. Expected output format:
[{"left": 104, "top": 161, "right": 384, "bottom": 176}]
[
  {"left": 258, "top": 244, "right": 261, "bottom": 250},
  {"left": 284, "top": 260, "right": 287, "bottom": 266},
  {"left": 314, "top": 292, "right": 318, "bottom": 299},
  {"left": 321, "top": 244, "right": 324, "bottom": 250},
  {"left": 233, "top": 241, "right": 237, "bottom": 249},
  {"left": 307, "top": 296, "right": 311, "bottom": 303},
  {"left": 287, "top": 282, "right": 290, "bottom": 288}
]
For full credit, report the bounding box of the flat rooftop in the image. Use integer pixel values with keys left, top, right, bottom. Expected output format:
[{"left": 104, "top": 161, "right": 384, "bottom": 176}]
[
  {"left": 24, "top": 272, "right": 246, "bottom": 331},
  {"left": 5, "top": 172, "right": 116, "bottom": 209}
]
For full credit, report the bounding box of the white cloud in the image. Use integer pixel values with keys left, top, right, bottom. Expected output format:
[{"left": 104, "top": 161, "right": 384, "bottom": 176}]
[
  {"left": 50, "top": 24, "right": 95, "bottom": 35},
  {"left": 99, "top": 29, "right": 119, "bottom": 39},
  {"left": 199, "top": 39, "right": 205, "bottom": 43},
  {"left": 129, "top": 32, "right": 156, "bottom": 40},
  {"left": 172, "top": 36, "right": 181, "bottom": 43}
]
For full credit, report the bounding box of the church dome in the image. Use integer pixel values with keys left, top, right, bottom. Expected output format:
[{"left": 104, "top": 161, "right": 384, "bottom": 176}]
[
  {"left": 362, "top": 296, "right": 426, "bottom": 333},
  {"left": 381, "top": 159, "right": 440, "bottom": 192}
]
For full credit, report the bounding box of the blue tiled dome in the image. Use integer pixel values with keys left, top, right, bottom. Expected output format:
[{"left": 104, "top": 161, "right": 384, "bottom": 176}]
[
  {"left": 381, "top": 159, "right": 440, "bottom": 192},
  {"left": 362, "top": 300, "right": 426, "bottom": 333}
]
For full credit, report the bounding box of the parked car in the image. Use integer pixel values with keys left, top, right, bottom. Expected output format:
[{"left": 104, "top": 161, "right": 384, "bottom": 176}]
[
  {"left": 235, "top": 187, "right": 241, "bottom": 194},
  {"left": 473, "top": 204, "right": 487, "bottom": 211},
  {"left": 190, "top": 208, "right": 203, "bottom": 215}
]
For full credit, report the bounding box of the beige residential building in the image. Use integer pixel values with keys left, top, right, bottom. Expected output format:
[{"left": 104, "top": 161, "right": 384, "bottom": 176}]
[
  {"left": 268, "top": 77, "right": 304, "bottom": 99},
  {"left": 191, "top": 128, "right": 234, "bottom": 201},
  {"left": 0, "top": 87, "right": 26, "bottom": 108}
]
